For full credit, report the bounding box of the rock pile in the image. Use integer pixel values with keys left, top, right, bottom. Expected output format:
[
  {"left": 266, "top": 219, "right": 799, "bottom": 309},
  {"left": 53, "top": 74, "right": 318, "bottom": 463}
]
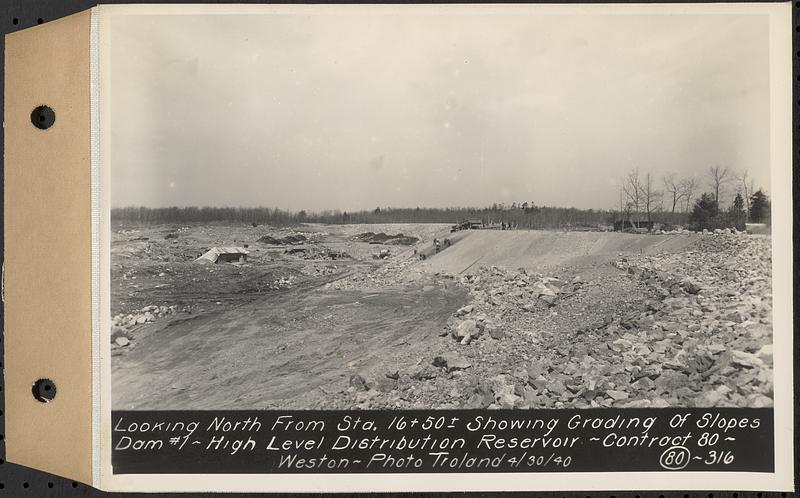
[
  {"left": 269, "top": 274, "right": 297, "bottom": 290},
  {"left": 111, "top": 304, "right": 177, "bottom": 348},
  {"left": 333, "top": 233, "right": 773, "bottom": 410},
  {"left": 328, "top": 252, "right": 422, "bottom": 290},
  {"left": 257, "top": 230, "right": 327, "bottom": 245},
  {"left": 609, "top": 233, "right": 773, "bottom": 407},
  {"left": 454, "top": 266, "right": 581, "bottom": 319},
  {"left": 300, "top": 263, "right": 341, "bottom": 277},
  {"left": 285, "top": 246, "right": 350, "bottom": 261}
]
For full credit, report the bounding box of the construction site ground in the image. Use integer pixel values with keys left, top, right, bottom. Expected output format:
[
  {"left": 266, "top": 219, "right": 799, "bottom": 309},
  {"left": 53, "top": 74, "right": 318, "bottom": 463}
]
[{"left": 111, "top": 223, "right": 773, "bottom": 410}]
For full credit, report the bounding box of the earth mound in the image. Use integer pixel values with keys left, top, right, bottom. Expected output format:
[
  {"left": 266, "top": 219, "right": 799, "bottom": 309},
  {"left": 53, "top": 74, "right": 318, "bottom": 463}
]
[
  {"left": 356, "top": 232, "right": 419, "bottom": 245},
  {"left": 257, "top": 234, "right": 308, "bottom": 245}
]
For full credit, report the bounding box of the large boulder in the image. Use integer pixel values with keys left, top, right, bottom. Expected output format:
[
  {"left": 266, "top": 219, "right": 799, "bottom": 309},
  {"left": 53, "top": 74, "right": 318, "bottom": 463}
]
[
  {"left": 111, "top": 326, "right": 129, "bottom": 342},
  {"left": 452, "top": 319, "right": 481, "bottom": 345},
  {"left": 432, "top": 352, "right": 472, "bottom": 372},
  {"left": 405, "top": 364, "right": 438, "bottom": 380},
  {"left": 455, "top": 304, "right": 474, "bottom": 316},
  {"left": 373, "top": 376, "right": 397, "bottom": 393},
  {"left": 681, "top": 279, "right": 702, "bottom": 295}
]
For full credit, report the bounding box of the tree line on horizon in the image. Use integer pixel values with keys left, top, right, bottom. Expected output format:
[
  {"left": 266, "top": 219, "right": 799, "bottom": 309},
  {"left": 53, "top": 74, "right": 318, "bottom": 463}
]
[
  {"left": 112, "top": 166, "right": 771, "bottom": 231},
  {"left": 111, "top": 204, "right": 625, "bottom": 228}
]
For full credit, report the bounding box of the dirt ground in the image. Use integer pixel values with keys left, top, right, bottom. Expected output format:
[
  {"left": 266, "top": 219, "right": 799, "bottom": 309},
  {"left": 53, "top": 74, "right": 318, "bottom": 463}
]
[
  {"left": 111, "top": 223, "right": 772, "bottom": 410},
  {"left": 111, "top": 222, "right": 456, "bottom": 408}
]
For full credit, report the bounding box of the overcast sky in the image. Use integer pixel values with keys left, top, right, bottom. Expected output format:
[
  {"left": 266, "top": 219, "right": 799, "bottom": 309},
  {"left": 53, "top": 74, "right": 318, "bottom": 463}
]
[{"left": 108, "top": 10, "right": 771, "bottom": 211}]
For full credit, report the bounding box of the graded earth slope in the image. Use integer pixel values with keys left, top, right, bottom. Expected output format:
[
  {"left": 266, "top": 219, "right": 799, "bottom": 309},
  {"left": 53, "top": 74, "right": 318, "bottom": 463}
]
[{"left": 418, "top": 230, "right": 700, "bottom": 274}]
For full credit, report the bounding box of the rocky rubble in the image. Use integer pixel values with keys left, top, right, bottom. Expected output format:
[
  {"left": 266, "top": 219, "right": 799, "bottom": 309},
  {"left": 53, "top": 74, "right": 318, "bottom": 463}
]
[
  {"left": 268, "top": 274, "right": 298, "bottom": 289},
  {"left": 299, "top": 263, "right": 341, "bottom": 277},
  {"left": 355, "top": 232, "right": 420, "bottom": 246},
  {"left": 258, "top": 234, "right": 308, "bottom": 245},
  {"left": 256, "top": 230, "right": 328, "bottom": 245},
  {"left": 332, "top": 233, "right": 773, "bottom": 410},
  {"left": 284, "top": 246, "right": 350, "bottom": 261},
  {"left": 327, "top": 252, "right": 422, "bottom": 290},
  {"left": 111, "top": 304, "right": 177, "bottom": 349},
  {"left": 609, "top": 233, "right": 774, "bottom": 407}
]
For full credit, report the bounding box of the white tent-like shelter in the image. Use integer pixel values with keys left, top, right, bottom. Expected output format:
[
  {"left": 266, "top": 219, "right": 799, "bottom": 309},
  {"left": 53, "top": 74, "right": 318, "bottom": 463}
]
[{"left": 195, "top": 246, "right": 249, "bottom": 264}]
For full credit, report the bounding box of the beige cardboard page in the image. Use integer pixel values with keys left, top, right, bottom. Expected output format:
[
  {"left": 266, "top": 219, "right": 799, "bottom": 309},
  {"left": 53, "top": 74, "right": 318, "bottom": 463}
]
[{"left": 4, "top": 9, "right": 93, "bottom": 484}]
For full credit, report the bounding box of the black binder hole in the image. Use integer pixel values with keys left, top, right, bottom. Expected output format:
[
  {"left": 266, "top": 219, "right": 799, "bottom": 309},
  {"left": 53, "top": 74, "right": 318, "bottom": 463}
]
[
  {"left": 37, "top": 18, "right": 43, "bottom": 24},
  {"left": 32, "top": 378, "right": 56, "bottom": 403},
  {"left": 71, "top": 482, "right": 79, "bottom": 488},
  {"left": 11, "top": 18, "right": 18, "bottom": 25},
  {"left": 31, "top": 105, "right": 55, "bottom": 130},
  {"left": 22, "top": 482, "right": 29, "bottom": 488},
  {"left": 47, "top": 482, "right": 54, "bottom": 489}
]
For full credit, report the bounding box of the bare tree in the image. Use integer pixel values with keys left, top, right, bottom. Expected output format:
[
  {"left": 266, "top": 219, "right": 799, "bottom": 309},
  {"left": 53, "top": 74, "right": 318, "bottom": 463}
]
[
  {"left": 622, "top": 169, "right": 643, "bottom": 227},
  {"left": 662, "top": 173, "right": 687, "bottom": 214},
  {"left": 617, "top": 183, "right": 627, "bottom": 225},
  {"left": 708, "top": 166, "right": 732, "bottom": 214},
  {"left": 737, "top": 170, "right": 755, "bottom": 220},
  {"left": 640, "top": 172, "right": 662, "bottom": 227},
  {"left": 681, "top": 177, "right": 698, "bottom": 213}
]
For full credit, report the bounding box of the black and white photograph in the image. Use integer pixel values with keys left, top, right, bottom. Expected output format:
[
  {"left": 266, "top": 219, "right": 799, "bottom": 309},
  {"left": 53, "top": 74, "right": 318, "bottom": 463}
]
[
  {"left": 86, "top": 3, "right": 797, "bottom": 491},
  {"left": 106, "top": 6, "right": 779, "bottom": 414}
]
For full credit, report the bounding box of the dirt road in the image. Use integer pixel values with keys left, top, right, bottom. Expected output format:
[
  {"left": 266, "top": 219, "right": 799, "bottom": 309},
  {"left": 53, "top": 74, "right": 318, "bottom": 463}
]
[{"left": 112, "top": 276, "right": 466, "bottom": 409}]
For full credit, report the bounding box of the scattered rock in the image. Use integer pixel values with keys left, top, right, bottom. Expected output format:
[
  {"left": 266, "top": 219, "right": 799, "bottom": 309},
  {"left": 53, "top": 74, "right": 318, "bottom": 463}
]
[
  {"left": 456, "top": 304, "right": 474, "bottom": 316},
  {"left": 432, "top": 353, "right": 472, "bottom": 372},
  {"left": 349, "top": 374, "right": 368, "bottom": 391},
  {"left": 680, "top": 279, "right": 701, "bottom": 295},
  {"left": 606, "top": 390, "right": 629, "bottom": 401},
  {"left": 453, "top": 319, "right": 481, "bottom": 345},
  {"left": 406, "top": 364, "right": 438, "bottom": 381}
]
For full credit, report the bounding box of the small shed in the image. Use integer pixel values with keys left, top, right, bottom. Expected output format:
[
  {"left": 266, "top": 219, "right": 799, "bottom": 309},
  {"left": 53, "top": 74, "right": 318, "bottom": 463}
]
[
  {"left": 467, "top": 219, "right": 483, "bottom": 229},
  {"left": 196, "top": 246, "right": 249, "bottom": 264}
]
